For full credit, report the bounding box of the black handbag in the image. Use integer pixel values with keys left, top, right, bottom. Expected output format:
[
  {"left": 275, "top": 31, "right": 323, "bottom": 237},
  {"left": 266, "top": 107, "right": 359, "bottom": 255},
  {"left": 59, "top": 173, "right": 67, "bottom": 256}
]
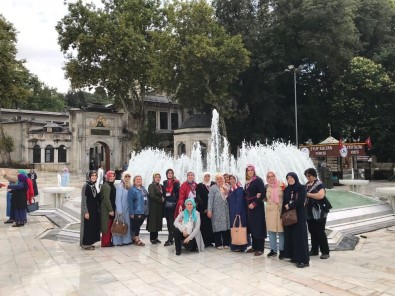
[
  {"left": 165, "top": 201, "right": 177, "bottom": 209},
  {"left": 27, "top": 199, "right": 39, "bottom": 213}
]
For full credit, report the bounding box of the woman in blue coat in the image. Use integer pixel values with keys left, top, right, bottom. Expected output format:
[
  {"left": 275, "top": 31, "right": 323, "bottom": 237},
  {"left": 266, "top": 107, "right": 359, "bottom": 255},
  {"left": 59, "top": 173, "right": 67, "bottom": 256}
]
[
  {"left": 228, "top": 175, "right": 248, "bottom": 252},
  {"left": 129, "top": 175, "right": 149, "bottom": 246}
]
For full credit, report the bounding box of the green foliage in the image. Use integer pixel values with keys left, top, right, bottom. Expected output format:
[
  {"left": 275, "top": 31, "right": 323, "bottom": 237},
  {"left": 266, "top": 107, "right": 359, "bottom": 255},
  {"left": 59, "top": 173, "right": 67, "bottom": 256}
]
[
  {"left": 56, "top": 0, "right": 162, "bottom": 122},
  {"left": 0, "top": 15, "right": 31, "bottom": 108},
  {"left": 331, "top": 57, "right": 395, "bottom": 161},
  {"left": 18, "top": 74, "right": 66, "bottom": 112},
  {"left": 150, "top": 0, "right": 250, "bottom": 136},
  {"left": 0, "top": 133, "right": 14, "bottom": 154}
]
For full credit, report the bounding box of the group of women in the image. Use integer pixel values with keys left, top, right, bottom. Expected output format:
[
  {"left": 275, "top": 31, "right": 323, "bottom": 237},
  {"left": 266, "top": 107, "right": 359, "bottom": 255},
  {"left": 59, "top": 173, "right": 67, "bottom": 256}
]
[
  {"left": 2, "top": 169, "right": 37, "bottom": 227},
  {"left": 80, "top": 165, "right": 330, "bottom": 268}
]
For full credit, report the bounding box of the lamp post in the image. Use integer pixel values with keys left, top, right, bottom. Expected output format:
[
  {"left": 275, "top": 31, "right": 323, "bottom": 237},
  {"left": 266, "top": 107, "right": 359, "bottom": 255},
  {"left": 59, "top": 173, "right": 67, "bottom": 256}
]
[{"left": 286, "top": 65, "right": 301, "bottom": 147}]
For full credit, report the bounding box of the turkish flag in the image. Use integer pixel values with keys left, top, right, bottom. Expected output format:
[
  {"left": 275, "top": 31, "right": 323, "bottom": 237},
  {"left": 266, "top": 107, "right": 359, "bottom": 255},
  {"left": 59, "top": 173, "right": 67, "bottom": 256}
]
[{"left": 365, "top": 136, "right": 372, "bottom": 150}]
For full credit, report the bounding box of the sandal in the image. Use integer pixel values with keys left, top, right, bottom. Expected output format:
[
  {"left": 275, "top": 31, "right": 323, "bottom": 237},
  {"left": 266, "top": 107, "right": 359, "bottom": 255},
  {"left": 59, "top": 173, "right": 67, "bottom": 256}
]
[{"left": 135, "top": 240, "right": 145, "bottom": 246}]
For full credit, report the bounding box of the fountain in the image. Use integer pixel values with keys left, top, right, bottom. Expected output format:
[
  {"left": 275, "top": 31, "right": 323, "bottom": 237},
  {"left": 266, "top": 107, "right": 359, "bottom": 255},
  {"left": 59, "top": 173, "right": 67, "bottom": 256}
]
[
  {"left": 41, "top": 173, "right": 75, "bottom": 208},
  {"left": 127, "top": 110, "right": 315, "bottom": 185}
]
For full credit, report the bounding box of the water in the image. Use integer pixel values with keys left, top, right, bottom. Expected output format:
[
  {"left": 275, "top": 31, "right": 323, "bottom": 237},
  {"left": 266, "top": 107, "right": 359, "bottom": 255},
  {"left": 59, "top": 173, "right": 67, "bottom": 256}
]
[{"left": 127, "top": 110, "right": 315, "bottom": 186}]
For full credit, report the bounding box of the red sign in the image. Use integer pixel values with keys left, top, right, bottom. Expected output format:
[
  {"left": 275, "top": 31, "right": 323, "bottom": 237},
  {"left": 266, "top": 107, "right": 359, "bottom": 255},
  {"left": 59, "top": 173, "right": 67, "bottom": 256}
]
[{"left": 300, "top": 143, "right": 367, "bottom": 158}]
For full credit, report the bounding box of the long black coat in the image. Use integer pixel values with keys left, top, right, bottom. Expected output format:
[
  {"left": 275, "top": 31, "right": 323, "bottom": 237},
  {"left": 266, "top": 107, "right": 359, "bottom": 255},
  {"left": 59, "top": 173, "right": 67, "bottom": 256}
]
[
  {"left": 282, "top": 185, "right": 309, "bottom": 264},
  {"left": 245, "top": 177, "right": 267, "bottom": 239},
  {"left": 147, "top": 182, "right": 164, "bottom": 232},
  {"left": 196, "top": 182, "right": 215, "bottom": 246}
]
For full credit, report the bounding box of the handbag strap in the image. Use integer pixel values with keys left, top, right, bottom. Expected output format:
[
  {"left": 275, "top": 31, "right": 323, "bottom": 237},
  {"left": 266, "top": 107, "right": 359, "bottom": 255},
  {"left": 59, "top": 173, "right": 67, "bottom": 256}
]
[{"left": 233, "top": 215, "right": 242, "bottom": 228}]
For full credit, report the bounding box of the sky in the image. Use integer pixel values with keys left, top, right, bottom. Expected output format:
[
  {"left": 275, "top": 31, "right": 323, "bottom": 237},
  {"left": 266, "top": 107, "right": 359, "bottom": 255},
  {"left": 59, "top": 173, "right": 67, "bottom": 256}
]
[{"left": 0, "top": 0, "right": 96, "bottom": 93}]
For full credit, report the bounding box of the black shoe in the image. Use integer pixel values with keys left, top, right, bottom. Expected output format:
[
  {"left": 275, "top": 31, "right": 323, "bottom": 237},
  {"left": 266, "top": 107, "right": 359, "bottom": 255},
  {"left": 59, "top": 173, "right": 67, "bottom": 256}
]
[
  {"left": 4, "top": 219, "right": 13, "bottom": 224},
  {"left": 296, "top": 262, "right": 309, "bottom": 268},
  {"left": 320, "top": 254, "right": 330, "bottom": 259},
  {"left": 151, "top": 240, "right": 157, "bottom": 244},
  {"left": 279, "top": 251, "right": 285, "bottom": 260},
  {"left": 309, "top": 250, "right": 319, "bottom": 256},
  {"left": 290, "top": 259, "right": 296, "bottom": 263},
  {"left": 164, "top": 241, "right": 173, "bottom": 246},
  {"left": 176, "top": 250, "right": 181, "bottom": 256},
  {"left": 155, "top": 239, "right": 161, "bottom": 244},
  {"left": 267, "top": 250, "right": 277, "bottom": 258}
]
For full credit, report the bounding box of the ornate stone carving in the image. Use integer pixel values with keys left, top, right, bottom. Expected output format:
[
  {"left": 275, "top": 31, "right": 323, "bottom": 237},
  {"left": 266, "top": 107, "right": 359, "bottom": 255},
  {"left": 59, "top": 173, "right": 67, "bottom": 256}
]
[{"left": 90, "top": 115, "right": 110, "bottom": 127}]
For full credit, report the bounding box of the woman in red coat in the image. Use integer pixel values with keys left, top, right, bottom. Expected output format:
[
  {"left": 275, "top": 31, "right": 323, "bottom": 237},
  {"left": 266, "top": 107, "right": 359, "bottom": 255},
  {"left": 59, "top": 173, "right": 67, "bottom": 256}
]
[{"left": 174, "top": 172, "right": 197, "bottom": 218}]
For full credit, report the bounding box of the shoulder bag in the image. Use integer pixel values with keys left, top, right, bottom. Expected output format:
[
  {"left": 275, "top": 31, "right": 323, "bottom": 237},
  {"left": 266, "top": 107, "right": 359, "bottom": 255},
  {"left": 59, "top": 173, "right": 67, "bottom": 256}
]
[
  {"left": 281, "top": 192, "right": 298, "bottom": 226},
  {"left": 231, "top": 215, "right": 248, "bottom": 245},
  {"left": 111, "top": 213, "right": 128, "bottom": 235}
]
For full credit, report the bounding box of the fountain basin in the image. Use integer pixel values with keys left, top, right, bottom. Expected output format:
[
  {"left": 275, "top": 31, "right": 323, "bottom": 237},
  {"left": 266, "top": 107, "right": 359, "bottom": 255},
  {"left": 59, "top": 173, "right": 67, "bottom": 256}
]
[
  {"left": 339, "top": 179, "right": 369, "bottom": 193},
  {"left": 41, "top": 187, "right": 75, "bottom": 208},
  {"left": 376, "top": 187, "right": 395, "bottom": 213}
]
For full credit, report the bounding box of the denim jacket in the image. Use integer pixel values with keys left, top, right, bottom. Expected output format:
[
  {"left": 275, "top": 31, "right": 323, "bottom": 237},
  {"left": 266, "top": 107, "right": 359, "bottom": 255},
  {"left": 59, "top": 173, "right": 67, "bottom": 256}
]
[{"left": 128, "top": 185, "right": 149, "bottom": 215}]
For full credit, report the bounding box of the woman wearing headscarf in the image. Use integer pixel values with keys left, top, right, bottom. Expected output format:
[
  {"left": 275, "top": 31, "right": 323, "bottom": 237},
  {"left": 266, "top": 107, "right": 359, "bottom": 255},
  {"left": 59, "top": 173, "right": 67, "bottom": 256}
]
[
  {"left": 175, "top": 172, "right": 197, "bottom": 218},
  {"left": 196, "top": 172, "right": 215, "bottom": 247},
  {"left": 129, "top": 175, "right": 149, "bottom": 246},
  {"left": 208, "top": 174, "right": 231, "bottom": 250},
  {"left": 265, "top": 171, "right": 286, "bottom": 259},
  {"left": 147, "top": 173, "right": 165, "bottom": 244},
  {"left": 228, "top": 174, "right": 248, "bottom": 252},
  {"left": 163, "top": 169, "right": 180, "bottom": 246},
  {"left": 282, "top": 172, "right": 310, "bottom": 268},
  {"left": 80, "top": 171, "right": 101, "bottom": 250},
  {"left": 7, "top": 174, "right": 29, "bottom": 227},
  {"left": 27, "top": 168, "right": 39, "bottom": 196},
  {"left": 244, "top": 164, "right": 267, "bottom": 256},
  {"left": 2, "top": 169, "right": 16, "bottom": 224},
  {"left": 174, "top": 198, "right": 205, "bottom": 255},
  {"left": 113, "top": 171, "right": 133, "bottom": 246},
  {"left": 61, "top": 167, "right": 70, "bottom": 187},
  {"left": 100, "top": 171, "right": 116, "bottom": 247}
]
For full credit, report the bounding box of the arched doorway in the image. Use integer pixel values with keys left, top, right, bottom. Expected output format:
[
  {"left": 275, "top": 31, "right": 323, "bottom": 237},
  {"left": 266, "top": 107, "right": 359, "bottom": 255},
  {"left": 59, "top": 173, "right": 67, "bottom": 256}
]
[{"left": 89, "top": 141, "right": 110, "bottom": 171}]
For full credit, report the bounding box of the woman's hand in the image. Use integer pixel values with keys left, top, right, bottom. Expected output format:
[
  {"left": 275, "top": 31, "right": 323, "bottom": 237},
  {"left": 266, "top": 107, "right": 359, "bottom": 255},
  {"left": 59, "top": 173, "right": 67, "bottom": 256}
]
[
  {"left": 207, "top": 211, "right": 212, "bottom": 218},
  {"left": 183, "top": 237, "right": 190, "bottom": 244},
  {"left": 130, "top": 214, "right": 134, "bottom": 219},
  {"left": 84, "top": 213, "right": 90, "bottom": 220},
  {"left": 248, "top": 204, "right": 255, "bottom": 210},
  {"left": 179, "top": 205, "right": 183, "bottom": 213},
  {"left": 109, "top": 211, "right": 114, "bottom": 216},
  {"left": 285, "top": 204, "right": 289, "bottom": 210},
  {"left": 182, "top": 229, "right": 188, "bottom": 237}
]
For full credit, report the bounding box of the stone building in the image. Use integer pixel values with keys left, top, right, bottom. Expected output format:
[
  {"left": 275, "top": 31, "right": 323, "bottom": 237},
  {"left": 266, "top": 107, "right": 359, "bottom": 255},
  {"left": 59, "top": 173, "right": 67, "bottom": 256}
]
[{"left": 0, "top": 95, "right": 185, "bottom": 172}]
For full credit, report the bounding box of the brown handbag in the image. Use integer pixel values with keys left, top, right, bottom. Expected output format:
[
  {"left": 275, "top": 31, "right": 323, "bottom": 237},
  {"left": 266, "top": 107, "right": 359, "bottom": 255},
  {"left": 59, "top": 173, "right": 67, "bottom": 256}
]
[
  {"left": 281, "top": 208, "right": 298, "bottom": 226},
  {"left": 230, "top": 215, "right": 248, "bottom": 245},
  {"left": 111, "top": 214, "right": 128, "bottom": 235},
  {"left": 281, "top": 192, "right": 298, "bottom": 226}
]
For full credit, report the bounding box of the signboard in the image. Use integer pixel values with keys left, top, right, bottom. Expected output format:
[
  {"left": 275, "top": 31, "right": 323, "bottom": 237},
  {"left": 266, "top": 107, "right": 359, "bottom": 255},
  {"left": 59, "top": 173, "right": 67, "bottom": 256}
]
[{"left": 300, "top": 143, "right": 367, "bottom": 158}]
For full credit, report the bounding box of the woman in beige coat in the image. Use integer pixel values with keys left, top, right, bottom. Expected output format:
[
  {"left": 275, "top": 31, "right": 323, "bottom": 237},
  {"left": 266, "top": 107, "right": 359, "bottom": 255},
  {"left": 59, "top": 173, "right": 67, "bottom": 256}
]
[{"left": 265, "top": 171, "right": 286, "bottom": 259}]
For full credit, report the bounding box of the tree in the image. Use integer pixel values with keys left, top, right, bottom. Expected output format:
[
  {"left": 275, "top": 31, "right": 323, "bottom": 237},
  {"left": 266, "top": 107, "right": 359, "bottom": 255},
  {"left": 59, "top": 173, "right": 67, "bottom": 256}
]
[
  {"left": 331, "top": 57, "right": 395, "bottom": 161},
  {"left": 56, "top": 0, "right": 162, "bottom": 141},
  {"left": 150, "top": 0, "right": 250, "bottom": 137},
  {"left": 0, "top": 15, "right": 30, "bottom": 163},
  {"left": 19, "top": 74, "right": 66, "bottom": 112}
]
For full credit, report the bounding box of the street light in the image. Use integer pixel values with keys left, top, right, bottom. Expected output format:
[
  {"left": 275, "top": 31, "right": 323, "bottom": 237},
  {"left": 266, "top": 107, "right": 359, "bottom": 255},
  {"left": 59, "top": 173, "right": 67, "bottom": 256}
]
[{"left": 285, "top": 65, "right": 302, "bottom": 147}]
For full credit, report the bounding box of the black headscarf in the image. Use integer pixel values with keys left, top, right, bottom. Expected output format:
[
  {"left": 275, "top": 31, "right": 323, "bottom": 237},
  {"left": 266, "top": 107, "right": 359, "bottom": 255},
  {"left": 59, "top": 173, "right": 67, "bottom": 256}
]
[{"left": 286, "top": 172, "right": 302, "bottom": 192}]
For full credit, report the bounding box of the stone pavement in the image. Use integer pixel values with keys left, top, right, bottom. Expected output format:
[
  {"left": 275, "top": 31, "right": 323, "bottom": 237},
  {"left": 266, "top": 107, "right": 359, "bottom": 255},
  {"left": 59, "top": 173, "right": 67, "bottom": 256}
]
[{"left": 1, "top": 193, "right": 395, "bottom": 296}]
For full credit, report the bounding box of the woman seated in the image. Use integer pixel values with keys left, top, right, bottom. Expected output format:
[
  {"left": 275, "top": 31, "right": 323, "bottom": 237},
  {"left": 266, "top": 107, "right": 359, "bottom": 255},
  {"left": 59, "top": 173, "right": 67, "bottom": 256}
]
[{"left": 173, "top": 199, "right": 205, "bottom": 255}]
